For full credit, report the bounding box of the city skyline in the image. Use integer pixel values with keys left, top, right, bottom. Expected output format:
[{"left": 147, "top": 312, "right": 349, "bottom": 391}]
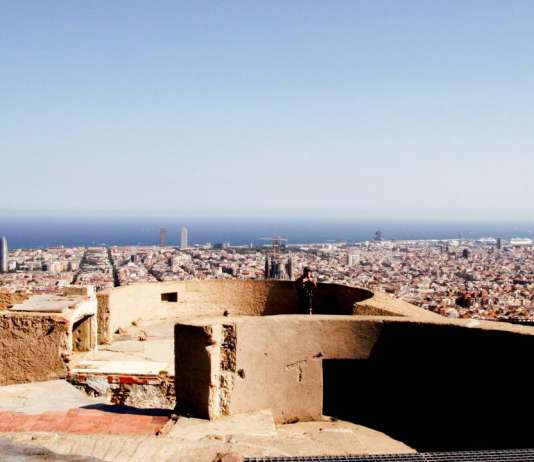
[{"left": 1, "top": 1, "right": 533, "bottom": 219}]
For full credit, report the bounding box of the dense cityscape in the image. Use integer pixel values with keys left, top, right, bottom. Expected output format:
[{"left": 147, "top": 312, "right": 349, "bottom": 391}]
[{"left": 0, "top": 229, "right": 532, "bottom": 323}]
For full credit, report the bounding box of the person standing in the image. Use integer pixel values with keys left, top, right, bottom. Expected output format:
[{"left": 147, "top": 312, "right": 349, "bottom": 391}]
[{"left": 295, "top": 267, "right": 317, "bottom": 314}]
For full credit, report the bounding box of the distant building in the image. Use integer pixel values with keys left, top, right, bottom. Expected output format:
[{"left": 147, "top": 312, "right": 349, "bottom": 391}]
[
  {"left": 286, "top": 254, "right": 294, "bottom": 280},
  {"left": 0, "top": 236, "right": 7, "bottom": 273},
  {"left": 374, "top": 230, "right": 383, "bottom": 241},
  {"left": 159, "top": 227, "right": 167, "bottom": 247},
  {"left": 180, "top": 227, "right": 188, "bottom": 250},
  {"left": 347, "top": 254, "right": 360, "bottom": 266},
  {"left": 497, "top": 237, "right": 502, "bottom": 250},
  {"left": 510, "top": 238, "right": 533, "bottom": 246},
  {"left": 462, "top": 248, "right": 470, "bottom": 259},
  {"left": 264, "top": 255, "right": 292, "bottom": 280}
]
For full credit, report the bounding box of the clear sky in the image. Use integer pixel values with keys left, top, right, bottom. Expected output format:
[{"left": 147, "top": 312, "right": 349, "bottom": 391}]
[{"left": 1, "top": 1, "right": 533, "bottom": 220}]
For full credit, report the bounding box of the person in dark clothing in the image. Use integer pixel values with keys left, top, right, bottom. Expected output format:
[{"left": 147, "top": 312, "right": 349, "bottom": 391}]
[{"left": 295, "top": 267, "right": 317, "bottom": 314}]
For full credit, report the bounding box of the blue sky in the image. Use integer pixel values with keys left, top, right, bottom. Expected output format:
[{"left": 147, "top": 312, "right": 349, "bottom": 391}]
[{"left": 1, "top": 1, "right": 533, "bottom": 220}]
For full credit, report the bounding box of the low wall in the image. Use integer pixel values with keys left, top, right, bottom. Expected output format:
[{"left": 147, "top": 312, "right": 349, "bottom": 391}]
[
  {"left": 0, "top": 313, "right": 69, "bottom": 385},
  {"left": 174, "top": 315, "right": 534, "bottom": 452},
  {"left": 99, "top": 280, "right": 375, "bottom": 343},
  {"left": 0, "top": 291, "right": 29, "bottom": 311}
]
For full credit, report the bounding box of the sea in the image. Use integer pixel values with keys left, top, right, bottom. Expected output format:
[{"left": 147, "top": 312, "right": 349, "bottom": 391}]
[{"left": 1, "top": 217, "right": 533, "bottom": 249}]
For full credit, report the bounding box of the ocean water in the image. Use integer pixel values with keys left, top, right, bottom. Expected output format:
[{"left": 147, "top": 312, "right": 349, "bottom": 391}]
[{"left": 1, "top": 217, "right": 533, "bottom": 249}]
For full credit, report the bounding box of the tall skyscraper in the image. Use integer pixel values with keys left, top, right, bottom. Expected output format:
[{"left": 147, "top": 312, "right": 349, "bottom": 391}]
[
  {"left": 0, "top": 237, "right": 8, "bottom": 273},
  {"left": 159, "top": 227, "right": 167, "bottom": 247},
  {"left": 180, "top": 227, "right": 188, "bottom": 250}
]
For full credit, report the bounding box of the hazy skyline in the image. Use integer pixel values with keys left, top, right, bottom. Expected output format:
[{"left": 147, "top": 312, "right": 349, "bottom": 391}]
[{"left": 1, "top": 1, "right": 533, "bottom": 220}]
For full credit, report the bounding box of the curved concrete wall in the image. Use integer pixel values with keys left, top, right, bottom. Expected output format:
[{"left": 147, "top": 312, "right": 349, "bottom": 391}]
[
  {"left": 175, "top": 312, "right": 534, "bottom": 451},
  {"left": 97, "top": 280, "right": 375, "bottom": 343}
]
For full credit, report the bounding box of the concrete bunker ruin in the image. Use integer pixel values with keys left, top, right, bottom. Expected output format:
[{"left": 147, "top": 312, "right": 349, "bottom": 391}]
[
  {"left": 4, "top": 278, "right": 532, "bottom": 454},
  {"left": 96, "top": 279, "right": 377, "bottom": 344},
  {"left": 0, "top": 286, "right": 97, "bottom": 385},
  {"left": 168, "top": 280, "right": 534, "bottom": 453}
]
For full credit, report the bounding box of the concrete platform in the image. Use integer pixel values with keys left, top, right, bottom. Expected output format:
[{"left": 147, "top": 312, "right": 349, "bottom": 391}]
[
  {"left": 9, "top": 294, "right": 86, "bottom": 313},
  {"left": 0, "top": 436, "right": 101, "bottom": 461},
  {"left": 0, "top": 418, "right": 414, "bottom": 461},
  {"left": 73, "top": 318, "right": 175, "bottom": 375},
  {"left": 0, "top": 381, "right": 104, "bottom": 414},
  {"left": 71, "top": 361, "right": 168, "bottom": 376},
  {"left": 168, "top": 409, "right": 276, "bottom": 440}
]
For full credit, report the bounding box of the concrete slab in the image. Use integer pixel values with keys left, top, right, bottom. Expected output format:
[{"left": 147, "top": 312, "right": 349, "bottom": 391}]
[
  {"left": 168, "top": 410, "right": 276, "bottom": 440},
  {"left": 0, "top": 436, "right": 102, "bottom": 461},
  {"left": 0, "top": 381, "right": 105, "bottom": 414},
  {"left": 9, "top": 295, "right": 81, "bottom": 313},
  {"left": 73, "top": 318, "right": 176, "bottom": 375},
  {"left": 71, "top": 361, "right": 168, "bottom": 376},
  {"left": 1, "top": 419, "right": 415, "bottom": 461}
]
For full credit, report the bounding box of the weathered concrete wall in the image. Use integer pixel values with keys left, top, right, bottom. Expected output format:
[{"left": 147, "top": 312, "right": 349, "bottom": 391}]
[
  {"left": 323, "top": 321, "right": 534, "bottom": 452},
  {"left": 174, "top": 324, "right": 217, "bottom": 418},
  {"left": 175, "top": 315, "right": 386, "bottom": 422},
  {"left": 0, "top": 291, "right": 29, "bottom": 311},
  {"left": 72, "top": 315, "right": 95, "bottom": 351},
  {"left": 100, "top": 280, "right": 375, "bottom": 343},
  {"left": 175, "top": 314, "right": 534, "bottom": 429},
  {"left": 355, "top": 292, "right": 441, "bottom": 319},
  {"left": 96, "top": 292, "right": 111, "bottom": 344},
  {"left": 0, "top": 313, "right": 69, "bottom": 385}
]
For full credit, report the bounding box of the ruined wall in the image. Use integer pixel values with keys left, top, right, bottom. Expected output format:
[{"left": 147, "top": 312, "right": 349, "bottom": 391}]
[
  {"left": 312, "top": 284, "right": 374, "bottom": 314},
  {"left": 323, "top": 322, "right": 534, "bottom": 452},
  {"left": 355, "top": 292, "right": 441, "bottom": 319},
  {"left": 174, "top": 324, "right": 217, "bottom": 418},
  {"left": 0, "top": 291, "right": 29, "bottom": 311},
  {"left": 99, "top": 280, "right": 375, "bottom": 343},
  {"left": 175, "top": 315, "right": 534, "bottom": 429},
  {"left": 96, "top": 292, "right": 111, "bottom": 344},
  {"left": 0, "top": 313, "right": 69, "bottom": 385},
  {"left": 175, "top": 316, "right": 384, "bottom": 422}
]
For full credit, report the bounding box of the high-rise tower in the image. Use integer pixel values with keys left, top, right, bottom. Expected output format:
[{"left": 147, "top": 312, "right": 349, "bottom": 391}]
[
  {"left": 180, "top": 227, "right": 188, "bottom": 250},
  {"left": 159, "top": 227, "right": 167, "bottom": 247},
  {"left": 0, "top": 237, "right": 8, "bottom": 273}
]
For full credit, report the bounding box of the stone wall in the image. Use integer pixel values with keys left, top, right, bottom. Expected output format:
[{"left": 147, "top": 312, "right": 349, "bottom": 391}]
[{"left": 0, "top": 312, "right": 69, "bottom": 385}]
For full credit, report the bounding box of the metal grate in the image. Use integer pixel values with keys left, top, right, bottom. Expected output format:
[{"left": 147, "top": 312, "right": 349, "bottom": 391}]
[{"left": 245, "top": 448, "right": 534, "bottom": 462}]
